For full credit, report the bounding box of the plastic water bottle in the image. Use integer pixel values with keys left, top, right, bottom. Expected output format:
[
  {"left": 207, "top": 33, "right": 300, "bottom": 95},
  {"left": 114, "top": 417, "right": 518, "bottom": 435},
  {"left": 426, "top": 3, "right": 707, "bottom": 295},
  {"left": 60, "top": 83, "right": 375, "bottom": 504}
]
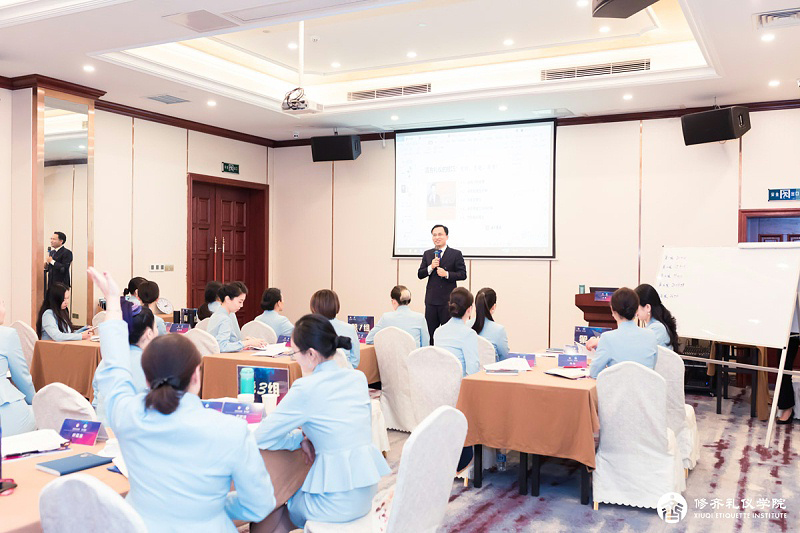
[
  {"left": 239, "top": 367, "right": 255, "bottom": 395},
  {"left": 496, "top": 449, "right": 507, "bottom": 472}
]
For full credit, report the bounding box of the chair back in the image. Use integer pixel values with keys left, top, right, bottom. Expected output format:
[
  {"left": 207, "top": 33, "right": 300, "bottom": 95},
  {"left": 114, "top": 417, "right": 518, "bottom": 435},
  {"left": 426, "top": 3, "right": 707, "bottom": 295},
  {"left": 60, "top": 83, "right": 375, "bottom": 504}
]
[
  {"left": 241, "top": 321, "right": 278, "bottom": 344},
  {"left": 10, "top": 320, "right": 37, "bottom": 367},
  {"left": 407, "top": 346, "right": 463, "bottom": 428},
  {"left": 195, "top": 317, "right": 211, "bottom": 332},
  {"left": 91, "top": 312, "right": 106, "bottom": 327},
  {"left": 654, "top": 346, "right": 689, "bottom": 438},
  {"left": 477, "top": 335, "right": 497, "bottom": 366},
  {"left": 333, "top": 348, "right": 354, "bottom": 369},
  {"left": 33, "top": 383, "right": 98, "bottom": 431},
  {"left": 183, "top": 328, "right": 220, "bottom": 357},
  {"left": 40, "top": 474, "right": 147, "bottom": 533},
  {"left": 374, "top": 327, "right": 417, "bottom": 432},
  {"left": 386, "top": 406, "right": 468, "bottom": 533}
]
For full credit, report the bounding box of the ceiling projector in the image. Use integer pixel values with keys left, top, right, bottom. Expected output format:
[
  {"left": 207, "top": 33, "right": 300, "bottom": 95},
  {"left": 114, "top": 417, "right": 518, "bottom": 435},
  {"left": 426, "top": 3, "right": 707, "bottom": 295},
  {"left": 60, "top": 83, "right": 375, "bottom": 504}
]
[{"left": 282, "top": 87, "right": 323, "bottom": 114}]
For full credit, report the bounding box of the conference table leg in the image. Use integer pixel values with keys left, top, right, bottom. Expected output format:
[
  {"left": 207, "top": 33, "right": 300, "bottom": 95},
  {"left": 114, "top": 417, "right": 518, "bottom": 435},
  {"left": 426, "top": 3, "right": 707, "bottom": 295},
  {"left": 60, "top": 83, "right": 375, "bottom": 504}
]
[
  {"left": 473, "top": 445, "right": 483, "bottom": 488},
  {"left": 529, "top": 454, "right": 541, "bottom": 497},
  {"left": 580, "top": 464, "right": 592, "bottom": 505},
  {"left": 518, "top": 452, "right": 528, "bottom": 495}
]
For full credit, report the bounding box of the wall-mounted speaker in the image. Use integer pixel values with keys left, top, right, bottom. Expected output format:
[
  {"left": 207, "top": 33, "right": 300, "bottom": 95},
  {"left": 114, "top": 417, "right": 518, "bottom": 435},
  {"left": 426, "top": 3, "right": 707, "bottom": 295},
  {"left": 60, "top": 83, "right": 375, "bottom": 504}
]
[
  {"left": 592, "top": 0, "right": 659, "bottom": 18},
  {"left": 681, "top": 107, "right": 751, "bottom": 146},
  {"left": 311, "top": 135, "right": 361, "bottom": 162}
]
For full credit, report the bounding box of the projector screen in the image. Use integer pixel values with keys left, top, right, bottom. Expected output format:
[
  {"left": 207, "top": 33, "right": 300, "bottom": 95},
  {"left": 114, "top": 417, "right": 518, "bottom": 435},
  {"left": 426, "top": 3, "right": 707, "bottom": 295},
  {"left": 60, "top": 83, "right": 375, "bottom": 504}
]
[{"left": 394, "top": 120, "right": 556, "bottom": 258}]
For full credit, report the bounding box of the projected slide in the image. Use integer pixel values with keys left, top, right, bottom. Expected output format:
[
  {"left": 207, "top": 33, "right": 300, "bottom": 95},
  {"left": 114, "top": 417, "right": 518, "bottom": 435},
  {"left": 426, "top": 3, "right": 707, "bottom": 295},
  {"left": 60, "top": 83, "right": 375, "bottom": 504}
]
[{"left": 394, "top": 121, "right": 555, "bottom": 258}]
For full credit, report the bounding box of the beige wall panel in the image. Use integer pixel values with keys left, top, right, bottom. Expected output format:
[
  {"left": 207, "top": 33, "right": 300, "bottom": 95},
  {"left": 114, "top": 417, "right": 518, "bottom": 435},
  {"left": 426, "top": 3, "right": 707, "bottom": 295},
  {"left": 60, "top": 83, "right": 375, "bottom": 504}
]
[
  {"left": 0, "top": 89, "right": 11, "bottom": 312},
  {"left": 550, "top": 121, "right": 640, "bottom": 347},
  {"left": 271, "top": 146, "right": 332, "bottom": 322},
  {"left": 187, "top": 130, "right": 267, "bottom": 184},
  {"left": 10, "top": 89, "right": 33, "bottom": 324}
]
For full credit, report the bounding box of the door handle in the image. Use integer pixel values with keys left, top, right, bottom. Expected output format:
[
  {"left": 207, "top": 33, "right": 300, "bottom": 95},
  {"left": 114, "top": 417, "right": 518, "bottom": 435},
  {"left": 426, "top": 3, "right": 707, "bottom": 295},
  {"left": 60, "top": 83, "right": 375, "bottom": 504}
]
[
  {"left": 212, "top": 236, "right": 218, "bottom": 281},
  {"left": 221, "top": 236, "right": 226, "bottom": 283}
]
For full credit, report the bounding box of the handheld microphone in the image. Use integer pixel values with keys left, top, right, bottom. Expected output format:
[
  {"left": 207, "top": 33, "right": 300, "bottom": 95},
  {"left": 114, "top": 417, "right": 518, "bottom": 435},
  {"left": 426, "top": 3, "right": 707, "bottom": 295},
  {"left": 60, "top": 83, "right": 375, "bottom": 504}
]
[
  {"left": 435, "top": 249, "right": 442, "bottom": 260},
  {"left": 47, "top": 246, "right": 51, "bottom": 253}
]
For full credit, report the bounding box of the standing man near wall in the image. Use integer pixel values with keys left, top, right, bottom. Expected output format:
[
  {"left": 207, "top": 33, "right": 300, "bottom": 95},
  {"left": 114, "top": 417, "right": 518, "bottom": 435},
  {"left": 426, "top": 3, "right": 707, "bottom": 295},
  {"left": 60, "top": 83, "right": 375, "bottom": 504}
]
[
  {"left": 45, "top": 231, "right": 73, "bottom": 290},
  {"left": 418, "top": 224, "right": 467, "bottom": 341}
]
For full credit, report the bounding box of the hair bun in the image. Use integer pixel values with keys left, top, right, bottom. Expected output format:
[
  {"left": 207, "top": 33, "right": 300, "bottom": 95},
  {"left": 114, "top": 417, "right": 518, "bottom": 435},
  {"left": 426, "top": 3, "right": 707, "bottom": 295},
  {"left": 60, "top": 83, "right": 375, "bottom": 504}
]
[{"left": 336, "top": 335, "right": 353, "bottom": 351}]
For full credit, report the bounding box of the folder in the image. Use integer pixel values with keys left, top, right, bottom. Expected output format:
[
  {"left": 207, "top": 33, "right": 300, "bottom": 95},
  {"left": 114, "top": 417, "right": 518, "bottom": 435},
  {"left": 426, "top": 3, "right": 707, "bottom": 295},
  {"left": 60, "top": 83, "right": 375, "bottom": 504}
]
[{"left": 36, "top": 453, "right": 113, "bottom": 476}]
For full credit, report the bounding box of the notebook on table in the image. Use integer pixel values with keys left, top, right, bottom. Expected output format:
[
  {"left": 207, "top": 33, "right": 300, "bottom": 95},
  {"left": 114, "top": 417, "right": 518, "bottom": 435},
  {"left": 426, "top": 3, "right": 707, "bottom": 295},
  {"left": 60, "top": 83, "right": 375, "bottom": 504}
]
[
  {"left": 544, "top": 367, "right": 590, "bottom": 380},
  {"left": 36, "top": 453, "right": 113, "bottom": 476}
]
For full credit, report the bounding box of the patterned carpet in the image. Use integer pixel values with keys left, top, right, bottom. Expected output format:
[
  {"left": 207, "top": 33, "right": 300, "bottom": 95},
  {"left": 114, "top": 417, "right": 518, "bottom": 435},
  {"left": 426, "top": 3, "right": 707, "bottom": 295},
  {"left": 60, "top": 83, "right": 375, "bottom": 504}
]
[{"left": 379, "top": 387, "right": 798, "bottom": 532}]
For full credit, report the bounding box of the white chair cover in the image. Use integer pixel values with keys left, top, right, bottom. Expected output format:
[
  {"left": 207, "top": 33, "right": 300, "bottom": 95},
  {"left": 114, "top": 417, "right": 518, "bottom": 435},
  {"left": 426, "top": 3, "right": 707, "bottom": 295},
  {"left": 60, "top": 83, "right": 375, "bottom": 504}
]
[
  {"left": 241, "top": 321, "right": 277, "bottom": 344},
  {"left": 40, "top": 473, "right": 147, "bottom": 533},
  {"left": 594, "top": 362, "right": 684, "bottom": 509},
  {"left": 374, "top": 327, "right": 416, "bottom": 432},
  {"left": 10, "top": 320, "right": 37, "bottom": 367},
  {"left": 32, "top": 383, "right": 98, "bottom": 431},
  {"left": 304, "top": 406, "right": 467, "bottom": 533},
  {"left": 477, "top": 335, "right": 497, "bottom": 365},
  {"left": 183, "top": 328, "right": 220, "bottom": 357},
  {"left": 91, "top": 311, "right": 107, "bottom": 327},
  {"left": 195, "top": 317, "right": 211, "bottom": 332},
  {"left": 333, "top": 348, "right": 354, "bottom": 369},
  {"left": 655, "top": 346, "right": 700, "bottom": 470},
  {"left": 406, "top": 346, "right": 462, "bottom": 427}
]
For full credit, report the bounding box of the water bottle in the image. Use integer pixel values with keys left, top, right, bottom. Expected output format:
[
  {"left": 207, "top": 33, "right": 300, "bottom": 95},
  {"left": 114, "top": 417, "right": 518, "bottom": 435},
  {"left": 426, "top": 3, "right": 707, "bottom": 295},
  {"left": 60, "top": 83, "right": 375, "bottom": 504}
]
[
  {"left": 496, "top": 449, "right": 507, "bottom": 472},
  {"left": 239, "top": 368, "right": 255, "bottom": 403}
]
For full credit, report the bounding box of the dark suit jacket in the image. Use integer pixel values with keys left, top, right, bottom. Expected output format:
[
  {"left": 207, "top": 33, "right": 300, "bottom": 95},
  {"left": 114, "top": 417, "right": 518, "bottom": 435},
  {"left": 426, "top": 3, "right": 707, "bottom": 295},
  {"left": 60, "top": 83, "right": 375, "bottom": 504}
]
[
  {"left": 47, "top": 247, "right": 73, "bottom": 287},
  {"left": 417, "top": 247, "right": 467, "bottom": 305}
]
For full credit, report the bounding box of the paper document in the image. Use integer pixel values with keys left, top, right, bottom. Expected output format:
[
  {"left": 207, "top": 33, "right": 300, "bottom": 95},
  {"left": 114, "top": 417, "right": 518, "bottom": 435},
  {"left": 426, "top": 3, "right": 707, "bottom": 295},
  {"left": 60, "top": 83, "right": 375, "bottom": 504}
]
[
  {"left": 484, "top": 358, "right": 532, "bottom": 372},
  {"left": 253, "top": 343, "right": 291, "bottom": 357},
  {"left": 545, "top": 367, "right": 589, "bottom": 380},
  {"left": 2, "top": 429, "right": 69, "bottom": 458}
]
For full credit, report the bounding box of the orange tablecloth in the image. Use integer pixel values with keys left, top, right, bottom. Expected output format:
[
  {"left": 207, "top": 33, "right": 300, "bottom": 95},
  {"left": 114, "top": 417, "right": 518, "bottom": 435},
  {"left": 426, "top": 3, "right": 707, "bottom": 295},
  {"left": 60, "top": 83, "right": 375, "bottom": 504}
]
[
  {"left": 356, "top": 345, "right": 380, "bottom": 384},
  {"left": 1, "top": 440, "right": 310, "bottom": 533},
  {"left": 30, "top": 340, "right": 102, "bottom": 401},
  {"left": 201, "top": 353, "right": 303, "bottom": 399},
  {"left": 456, "top": 357, "right": 599, "bottom": 468}
]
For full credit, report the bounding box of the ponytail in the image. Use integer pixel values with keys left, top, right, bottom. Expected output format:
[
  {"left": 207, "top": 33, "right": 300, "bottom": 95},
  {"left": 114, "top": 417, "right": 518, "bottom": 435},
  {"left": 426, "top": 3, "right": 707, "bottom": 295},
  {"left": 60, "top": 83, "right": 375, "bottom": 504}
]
[
  {"left": 390, "top": 285, "right": 412, "bottom": 306},
  {"left": 448, "top": 287, "right": 474, "bottom": 319},
  {"left": 472, "top": 287, "right": 497, "bottom": 334},
  {"left": 123, "top": 277, "right": 147, "bottom": 298},
  {"left": 293, "top": 314, "right": 345, "bottom": 358},
  {"left": 635, "top": 283, "right": 679, "bottom": 349},
  {"left": 141, "top": 335, "right": 201, "bottom": 415},
  {"left": 336, "top": 335, "right": 353, "bottom": 351}
]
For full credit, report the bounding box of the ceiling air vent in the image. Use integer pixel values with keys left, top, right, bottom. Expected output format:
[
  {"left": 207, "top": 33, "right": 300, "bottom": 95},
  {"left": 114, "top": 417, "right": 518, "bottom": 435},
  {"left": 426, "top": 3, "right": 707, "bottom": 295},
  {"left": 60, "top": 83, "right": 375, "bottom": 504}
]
[
  {"left": 754, "top": 8, "right": 800, "bottom": 29},
  {"left": 146, "top": 94, "right": 190, "bottom": 105},
  {"left": 541, "top": 59, "right": 650, "bottom": 81},
  {"left": 348, "top": 83, "right": 431, "bottom": 101}
]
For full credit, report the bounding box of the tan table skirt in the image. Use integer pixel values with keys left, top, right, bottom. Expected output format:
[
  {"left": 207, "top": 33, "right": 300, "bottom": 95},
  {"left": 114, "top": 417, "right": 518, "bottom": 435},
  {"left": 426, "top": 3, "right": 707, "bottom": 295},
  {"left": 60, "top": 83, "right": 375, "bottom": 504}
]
[
  {"left": 30, "top": 340, "right": 102, "bottom": 401},
  {"left": 456, "top": 357, "right": 599, "bottom": 468},
  {"left": 201, "top": 353, "right": 303, "bottom": 399},
  {"left": 356, "top": 345, "right": 380, "bottom": 384}
]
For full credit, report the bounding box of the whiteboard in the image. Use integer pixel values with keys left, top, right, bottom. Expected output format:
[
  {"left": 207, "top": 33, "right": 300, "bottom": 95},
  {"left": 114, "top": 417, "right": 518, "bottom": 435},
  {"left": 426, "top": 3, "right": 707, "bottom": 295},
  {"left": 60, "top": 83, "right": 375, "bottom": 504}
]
[{"left": 656, "top": 244, "right": 800, "bottom": 349}]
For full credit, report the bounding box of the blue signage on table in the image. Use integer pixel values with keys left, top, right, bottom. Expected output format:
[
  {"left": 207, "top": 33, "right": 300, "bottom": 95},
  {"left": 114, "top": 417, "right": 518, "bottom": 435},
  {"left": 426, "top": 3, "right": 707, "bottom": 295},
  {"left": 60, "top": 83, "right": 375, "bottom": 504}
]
[
  {"left": 277, "top": 334, "right": 291, "bottom": 346},
  {"left": 593, "top": 291, "right": 613, "bottom": 302},
  {"left": 59, "top": 419, "right": 102, "bottom": 446},
  {"left": 221, "top": 402, "right": 265, "bottom": 424},
  {"left": 505, "top": 353, "right": 536, "bottom": 367},
  {"left": 164, "top": 322, "right": 190, "bottom": 334},
  {"left": 574, "top": 326, "right": 610, "bottom": 344},
  {"left": 237, "top": 366, "right": 289, "bottom": 404},
  {"left": 348, "top": 316, "right": 374, "bottom": 343},
  {"left": 769, "top": 189, "right": 800, "bottom": 201},
  {"left": 201, "top": 401, "right": 223, "bottom": 411},
  {"left": 558, "top": 354, "right": 588, "bottom": 368}
]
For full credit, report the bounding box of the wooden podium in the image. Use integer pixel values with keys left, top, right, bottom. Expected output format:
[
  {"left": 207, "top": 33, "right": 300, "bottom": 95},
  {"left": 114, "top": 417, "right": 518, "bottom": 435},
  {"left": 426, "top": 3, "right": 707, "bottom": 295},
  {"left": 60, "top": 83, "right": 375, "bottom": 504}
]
[{"left": 575, "top": 293, "right": 616, "bottom": 329}]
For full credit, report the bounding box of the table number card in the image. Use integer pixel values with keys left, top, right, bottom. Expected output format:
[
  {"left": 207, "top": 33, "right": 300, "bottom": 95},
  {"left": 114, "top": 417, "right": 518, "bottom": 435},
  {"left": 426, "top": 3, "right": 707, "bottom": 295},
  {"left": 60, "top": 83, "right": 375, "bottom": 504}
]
[
  {"left": 348, "top": 316, "right": 374, "bottom": 343},
  {"left": 506, "top": 353, "right": 536, "bottom": 367},
  {"left": 237, "top": 366, "right": 289, "bottom": 404},
  {"left": 277, "top": 335, "right": 291, "bottom": 346},
  {"left": 201, "top": 401, "right": 223, "bottom": 411},
  {"left": 558, "top": 354, "right": 588, "bottom": 368},
  {"left": 574, "top": 326, "right": 610, "bottom": 345},
  {"left": 58, "top": 419, "right": 102, "bottom": 446},
  {"left": 221, "top": 402, "right": 265, "bottom": 424}
]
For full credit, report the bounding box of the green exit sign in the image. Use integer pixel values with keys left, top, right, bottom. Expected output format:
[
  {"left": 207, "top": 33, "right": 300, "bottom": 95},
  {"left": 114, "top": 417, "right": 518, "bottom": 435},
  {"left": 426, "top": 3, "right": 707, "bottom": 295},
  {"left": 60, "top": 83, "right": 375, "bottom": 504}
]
[{"left": 221, "top": 162, "right": 239, "bottom": 174}]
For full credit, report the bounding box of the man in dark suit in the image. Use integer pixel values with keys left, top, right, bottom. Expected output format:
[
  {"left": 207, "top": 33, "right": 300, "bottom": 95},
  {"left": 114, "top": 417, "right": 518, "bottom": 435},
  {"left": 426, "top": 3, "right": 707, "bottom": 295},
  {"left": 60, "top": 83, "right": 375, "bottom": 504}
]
[
  {"left": 45, "top": 231, "right": 73, "bottom": 288},
  {"left": 417, "top": 224, "right": 467, "bottom": 340}
]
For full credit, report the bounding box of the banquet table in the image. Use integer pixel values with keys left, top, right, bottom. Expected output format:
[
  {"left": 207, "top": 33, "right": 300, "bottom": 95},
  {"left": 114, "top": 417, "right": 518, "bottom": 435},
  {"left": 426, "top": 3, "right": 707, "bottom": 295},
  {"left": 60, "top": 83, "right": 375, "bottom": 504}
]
[{"left": 30, "top": 340, "right": 102, "bottom": 401}]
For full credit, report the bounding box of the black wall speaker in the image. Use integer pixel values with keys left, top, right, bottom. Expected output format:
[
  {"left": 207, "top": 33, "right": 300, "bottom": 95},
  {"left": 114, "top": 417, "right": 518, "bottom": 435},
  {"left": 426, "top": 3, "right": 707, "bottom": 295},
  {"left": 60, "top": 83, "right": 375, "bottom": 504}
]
[
  {"left": 592, "top": 0, "right": 659, "bottom": 18},
  {"left": 311, "top": 135, "right": 362, "bottom": 162},
  {"left": 681, "top": 107, "right": 751, "bottom": 146}
]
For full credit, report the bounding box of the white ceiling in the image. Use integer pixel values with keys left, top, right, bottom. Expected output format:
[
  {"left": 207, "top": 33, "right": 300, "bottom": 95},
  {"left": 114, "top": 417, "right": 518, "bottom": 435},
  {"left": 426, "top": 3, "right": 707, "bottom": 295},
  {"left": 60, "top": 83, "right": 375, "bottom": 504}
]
[{"left": 0, "top": 0, "right": 798, "bottom": 141}]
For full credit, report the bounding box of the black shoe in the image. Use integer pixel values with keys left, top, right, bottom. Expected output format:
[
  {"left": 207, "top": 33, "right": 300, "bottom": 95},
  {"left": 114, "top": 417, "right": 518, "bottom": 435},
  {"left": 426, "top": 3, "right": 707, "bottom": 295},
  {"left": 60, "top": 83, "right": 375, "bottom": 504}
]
[{"left": 777, "top": 409, "right": 794, "bottom": 425}]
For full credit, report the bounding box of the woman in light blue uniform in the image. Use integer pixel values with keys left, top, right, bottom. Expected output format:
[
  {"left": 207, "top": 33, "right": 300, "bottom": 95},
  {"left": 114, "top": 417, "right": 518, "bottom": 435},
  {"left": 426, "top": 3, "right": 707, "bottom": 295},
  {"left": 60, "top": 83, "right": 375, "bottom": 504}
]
[
  {"left": 123, "top": 276, "right": 146, "bottom": 307},
  {"left": 36, "top": 283, "right": 90, "bottom": 341},
  {"left": 208, "top": 282, "right": 263, "bottom": 353},
  {"left": 310, "top": 290, "right": 360, "bottom": 368},
  {"left": 433, "top": 287, "right": 480, "bottom": 377},
  {"left": 90, "top": 268, "right": 274, "bottom": 532},
  {"left": 257, "top": 288, "right": 294, "bottom": 338},
  {"left": 138, "top": 280, "right": 166, "bottom": 335},
  {"left": 589, "top": 288, "right": 658, "bottom": 379},
  {"left": 254, "top": 314, "right": 390, "bottom": 529},
  {"left": 92, "top": 300, "right": 156, "bottom": 423},
  {"left": 471, "top": 287, "right": 509, "bottom": 360},
  {"left": 0, "top": 299, "right": 36, "bottom": 436},
  {"left": 365, "top": 285, "right": 429, "bottom": 347},
  {"left": 635, "top": 283, "right": 679, "bottom": 350}
]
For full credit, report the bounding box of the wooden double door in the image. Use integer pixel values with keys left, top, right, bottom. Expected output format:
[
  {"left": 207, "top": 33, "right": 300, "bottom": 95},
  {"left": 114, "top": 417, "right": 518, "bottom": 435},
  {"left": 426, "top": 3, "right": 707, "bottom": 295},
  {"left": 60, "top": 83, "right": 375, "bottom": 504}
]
[{"left": 189, "top": 175, "right": 267, "bottom": 323}]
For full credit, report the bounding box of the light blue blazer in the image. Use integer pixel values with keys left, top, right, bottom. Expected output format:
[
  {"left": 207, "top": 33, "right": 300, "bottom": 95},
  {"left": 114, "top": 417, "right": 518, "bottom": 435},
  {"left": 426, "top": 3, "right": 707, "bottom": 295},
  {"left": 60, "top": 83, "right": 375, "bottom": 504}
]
[
  {"left": 478, "top": 319, "right": 510, "bottom": 360},
  {"left": 330, "top": 318, "right": 360, "bottom": 368},
  {"left": 256, "top": 310, "right": 294, "bottom": 338},
  {"left": 208, "top": 301, "right": 221, "bottom": 314},
  {"left": 95, "top": 320, "right": 274, "bottom": 532},
  {"left": 0, "top": 326, "right": 35, "bottom": 406},
  {"left": 40, "top": 309, "right": 81, "bottom": 341},
  {"left": 92, "top": 344, "right": 147, "bottom": 424},
  {"left": 589, "top": 320, "right": 658, "bottom": 379},
  {"left": 434, "top": 317, "right": 481, "bottom": 376},
  {"left": 254, "top": 359, "right": 390, "bottom": 525},
  {"left": 365, "top": 305, "right": 429, "bottom": 348},
  {"left": 208, "top": 308, "right": 244, "bottom": 353},
  {"left": 646, "top": 318, "right": 673, "bottom": 350},
  {"left": 154, "top": 315, "right": 167, "bottom": 336}
]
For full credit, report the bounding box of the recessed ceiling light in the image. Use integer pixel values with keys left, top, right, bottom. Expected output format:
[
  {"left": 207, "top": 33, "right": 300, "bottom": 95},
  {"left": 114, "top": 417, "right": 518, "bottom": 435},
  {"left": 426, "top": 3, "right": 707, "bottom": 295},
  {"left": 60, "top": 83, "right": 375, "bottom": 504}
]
[
  {"left": 761, "top": 33, "right": 775, "bottom": 42},
  {"left": 207, "top": 100, "right": 217, "bottom": 107},
  {"left": 390, "top": 115, "right": 399, "bottom": 121},
  {"left": 503, "top": 39, "right": 514, "bottom": 46},
  {"left": 406, "top": 51, "right": 417, "bottom": 58},
  {"left": 577, "top": 0, "right": 589, "bottom": 6},
  {"left": 331, "top": 61, "right": 341, "bottom": 68},
  {"left": 498, "top": 105, "right": 508, "bottom": 111},
  {"left": 418, "top": 22, "right": 427, "bottom": 27},
  {"left": 623, "top": 94, "right": 633, "bottom": 100},
  {"left": 599, "top": 26, "right": 610, "bottom": 33},
  {"left": 78, "top": 145, "right": 86, "bottom": 149},
  {"left": 288, "top": 42, "right": 298, "bottom": 50},
  {"left": 769, "top": 80, "right": 780, "bottom": 87},
  {"left": 82, "top": 65, "right": 95, "bottom": 72}
]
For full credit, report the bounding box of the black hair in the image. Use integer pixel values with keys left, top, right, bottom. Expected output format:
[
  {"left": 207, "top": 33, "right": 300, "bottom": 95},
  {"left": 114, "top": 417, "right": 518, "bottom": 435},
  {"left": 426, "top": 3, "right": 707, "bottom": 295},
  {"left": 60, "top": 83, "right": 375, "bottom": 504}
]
[
  {"left": 472, "top": 287, "right": 497, "bottom": 334},
  {"left": 261, "top": 288, "right": 283, "bottom": 311},
  {"left": 54, "top": 231, "right": 67, "bottom": 244},
  {"left": 126, "top": 304, "right": 155, "bottom": 345},
  {"left": 218, "top": 281, "right": 247, "bottom": 301},
  {"left": 448, "top": 287, "right": 474, "bottom": 318},
  {"left": 610, "top": 287, "right": 639, "bottom": 321},
  {"left": 310, "top": 289, "right": 340, "bottom": 319},
  {"left": 204, "top": 281, "right": 223, "bottom": 304},
  {"left": 390, "top": 285, "right": 411, "bottom": 306},
  {"left": 123, "top": 277, "right": 147, "bottom": 298},
  {"left": 635, "top": 283, "right": 679, "bottom": 349},
  {"left": 293, "top": 314, "right": 352, "bottom": 358},
  {"left": 36, "top": 282, "right": 74, "bottom": 337},
  {"left": 138, "top": 280, "right": 160, "bottom": 306},
  {"left": 142, "top": 335, "right": 201, "bottom": 415},
  {"left": 431, "top": 224, "right": 449, "bottom": 235}
]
